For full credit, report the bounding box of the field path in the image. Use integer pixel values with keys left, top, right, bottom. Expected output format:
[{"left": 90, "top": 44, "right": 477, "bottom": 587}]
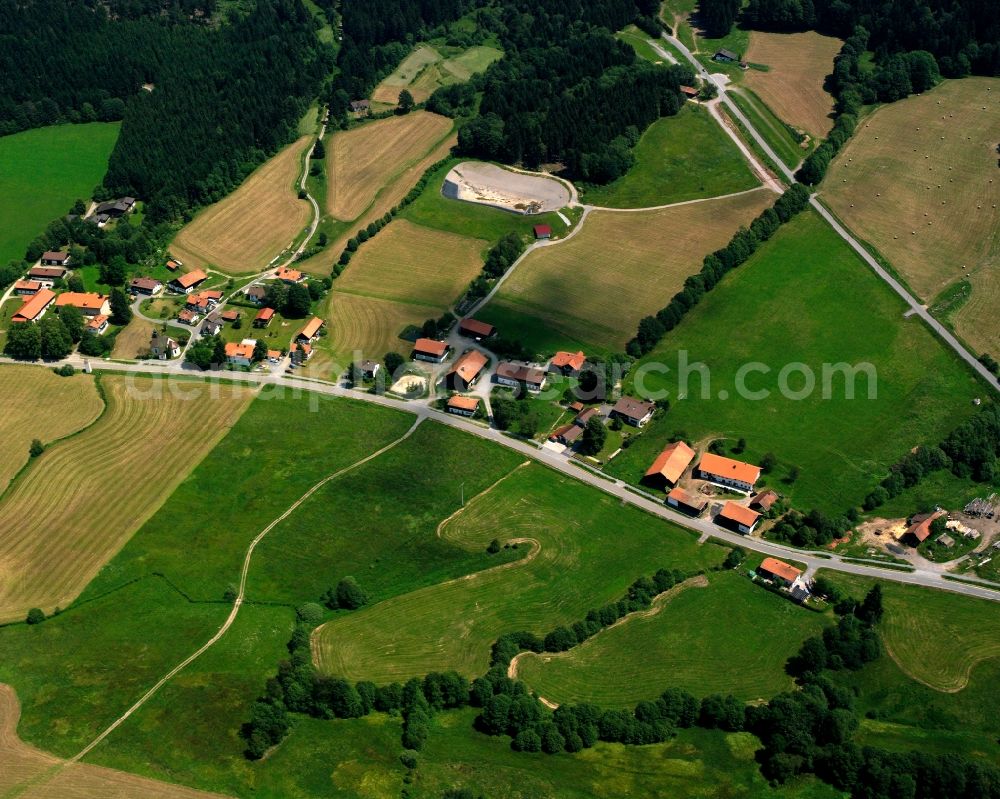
[
  {"left": 52, "top": 417, "right": 423, "bottom": 772},
  {"left": 0, "top": 684, "right": 233, "bottom": 799}
]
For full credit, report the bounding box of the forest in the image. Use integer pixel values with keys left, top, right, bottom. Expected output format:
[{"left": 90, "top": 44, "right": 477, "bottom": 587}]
[
  {"left": 0, "top": 0, "right": 329, "bottom": 221},
  {"left": 0, "top": 0, "right": 219, "bottom": 137},
  {"left": 739, "top": 0, "right": 999, "bottom": 76},
  {"left": 454, "top": 0, "right": 689, "bottom": 181}
]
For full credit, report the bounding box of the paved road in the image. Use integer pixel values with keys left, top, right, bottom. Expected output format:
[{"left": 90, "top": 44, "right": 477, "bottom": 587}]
[
  {"left": 8, "top": 355, "right": 998, "bottom": 605},
  {"left": 658, "top": 32, "right": 999, "bottom": 393},
  {"left": 811, "top": 198, "right": 1000, "bottom": 390}
]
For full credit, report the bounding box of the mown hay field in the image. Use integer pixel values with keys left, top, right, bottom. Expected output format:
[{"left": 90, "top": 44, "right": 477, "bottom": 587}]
[
  {"left": 0, "top": 366, "right": 105, "bottom": 494},
  {"left": 312, "top": 458, "right": 727, "bottom": 683},
  {"left": 371, "top": 44, "right": 442, "bottom": 104},
  {"left": 821, "top": 572, "right": 1000, "bottom": 693},
  {"left": 516, "top": 571, "right": 826, "bottom": 706},
  {"left": 170, "top": 135, "right": 313, "bottom": 274},
  {"left": 0, "top": 376, "right": 252, "bottom": 621},
  {"left": 296, "top": 130, "right": 458, "bottom": 277},
  {"left": 744, "top": 31, "right": 842, "bottom": 138},
  {"left": 326, "top": 112, "right": 454, "bottom": 221},
  {"left": 335, "top": 219, "right": 487, "bottom": 308},
  {"left": 111, "top": 317, "right": 153, "bottom": 359},
  {"left": 372, "top": 44, "right": 502, "bottom": 105},
  {"left": 821, "top": 77, "right": 1000, "bottom": 357},
  {"left": 484, "top": 188, "right": 774, "bottom": 352},
  {"left": 316, "top": 291, "right": 439, "bottom": 369},
  {"left": 0, "top": 685, "right": 233, "bottom": 799}
]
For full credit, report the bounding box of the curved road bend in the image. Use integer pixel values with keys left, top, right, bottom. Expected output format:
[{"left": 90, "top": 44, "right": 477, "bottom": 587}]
[
  {"left": 657, "top": 33, "right": 1000, "bottom": 392},
  {"left": 9, "top": 355, "right": 998, "bottom": 606}
]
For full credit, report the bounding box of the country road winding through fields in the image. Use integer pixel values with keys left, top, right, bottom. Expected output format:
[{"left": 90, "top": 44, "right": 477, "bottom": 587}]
[
  {"left": 657, "top": 32, "right": 1000, "bottom": 393},
  {"left": 3, "top": 49, "right": 999, "bottom": 783}
]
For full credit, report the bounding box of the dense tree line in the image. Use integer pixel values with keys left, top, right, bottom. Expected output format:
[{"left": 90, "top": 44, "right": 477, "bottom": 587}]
[
  {"left": 239, "top": 558, "right": 711, "bottom": 756},
  {"left": 240, "top": 562, "right": 1000, "bottom": 797},
  {"left": 795, "top": 28, "right": 941, "bottom": 185},
  {"left": 626, "top": 183, "right": 811, "bottom": 357},
  {"left": 742, "top": 0, "right": 999, "bottom": 77},
  {"left": 749, "top": 586, "right": 1000, "bottom": 799},
  {"left": 458, "top": 13, "right": 694, "bottom": 181},
  {"left": 489, "top": 565, "right": 696, "bottom": 665},
  {"left": 336, "top": 157, "right": 451, "bottom": 277},
  {"left": 20, "top": 203, "right": 160, "bottom": 274},
  {"left": 863, "top": 405, "right": 1000, "bottom": 511},
  {"left": 699, "top": 0, "right": 742, "bottom": 38},
  {"left": 768, "top": 507, "right": 858, "bottom": 548},
  {"left": 464, "top": 230, "right": 527, "bottom": 305},
  {"left": 1, "top": 1, "right": 326, "bottom": 221}
]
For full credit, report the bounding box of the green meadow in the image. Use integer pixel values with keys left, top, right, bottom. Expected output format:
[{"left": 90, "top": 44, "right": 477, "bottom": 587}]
[
  {"left": 311, "top": 461, "right": 727, "bottom": 683},
  {"left": 607, "top": 210, "right": 983, "bottom": 515},
  {"left": 81, "top": 391, "right": 415, "bottom": 602},
  {"left": 580, "top": 105, "right": 760, "bottom": 208},
  {"left": 517, "top": 571, "right": 827, "bottom": 706},
  {"left": 0, "top": 122, "right": 120, "bottom": 264},
  {"left": 820, "top": 572, "right": 1000, "bottom": 765}
]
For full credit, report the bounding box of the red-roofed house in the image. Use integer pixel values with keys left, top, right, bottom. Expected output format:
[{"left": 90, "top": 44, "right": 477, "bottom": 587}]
[
  {"left": 905, "top": 510, "right": 947, "bottom": 543},
  {"left": 11, "top": 289, "right": 56, "bottom": 323},
  {"left": 86, "top": 314, "right": 109, "bottom": 335},
  {"left": 458, "top": 318, "right": 495, "bottom": 339},
  {"left": 275, "top": 266, "right": 305, "bottom": 284},
  {"left": 758, "top": 557, "right": 802, "bottom": 587},
  {"left": 413, "top": 338, "right": 450, "bottom": 363},
  {"left": 446, "top": 350, "right": 489, "bottom": 392},
  {"left": 749, "top": 489, "right": 779, "bottom": 513},
  {"left": 296, "top": 317, "right": 324, "bottom": 343},
  {"left": 666, "top": 486, "right": 708, "bottom": 516},
  {"left": 225, "top": 340, "right": 255, "bottom": 367},
  {"left": 168, "top": 269, "right": 208, "bottom": 294},
  {"left": 447, "top": 395, "right": 480, "bottom": 417},
  {"left": 715, "top": 501, "right": 761, "bottom": 535},
  {"left": 55, "top": 292, "right": 110, "bottom": 316},
  {"left": 698, "top": 453, "right": 761, "bottom": 493},
  {"left": 548, "top": 350, "right": 586, "bottom": 376},
  {"left": 254, "top": 307, "right": 275, "bottom": 328},
  {"left": 533, "top": 224, "right": 552, "bottom": 240},
  {"left": 643, "top": 441, "right": 696, "bottom": 489}
]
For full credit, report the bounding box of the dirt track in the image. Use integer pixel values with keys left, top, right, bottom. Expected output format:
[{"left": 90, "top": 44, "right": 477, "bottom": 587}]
[{"left": 0, "top": 684, "right": 232, "bottom": 799}]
